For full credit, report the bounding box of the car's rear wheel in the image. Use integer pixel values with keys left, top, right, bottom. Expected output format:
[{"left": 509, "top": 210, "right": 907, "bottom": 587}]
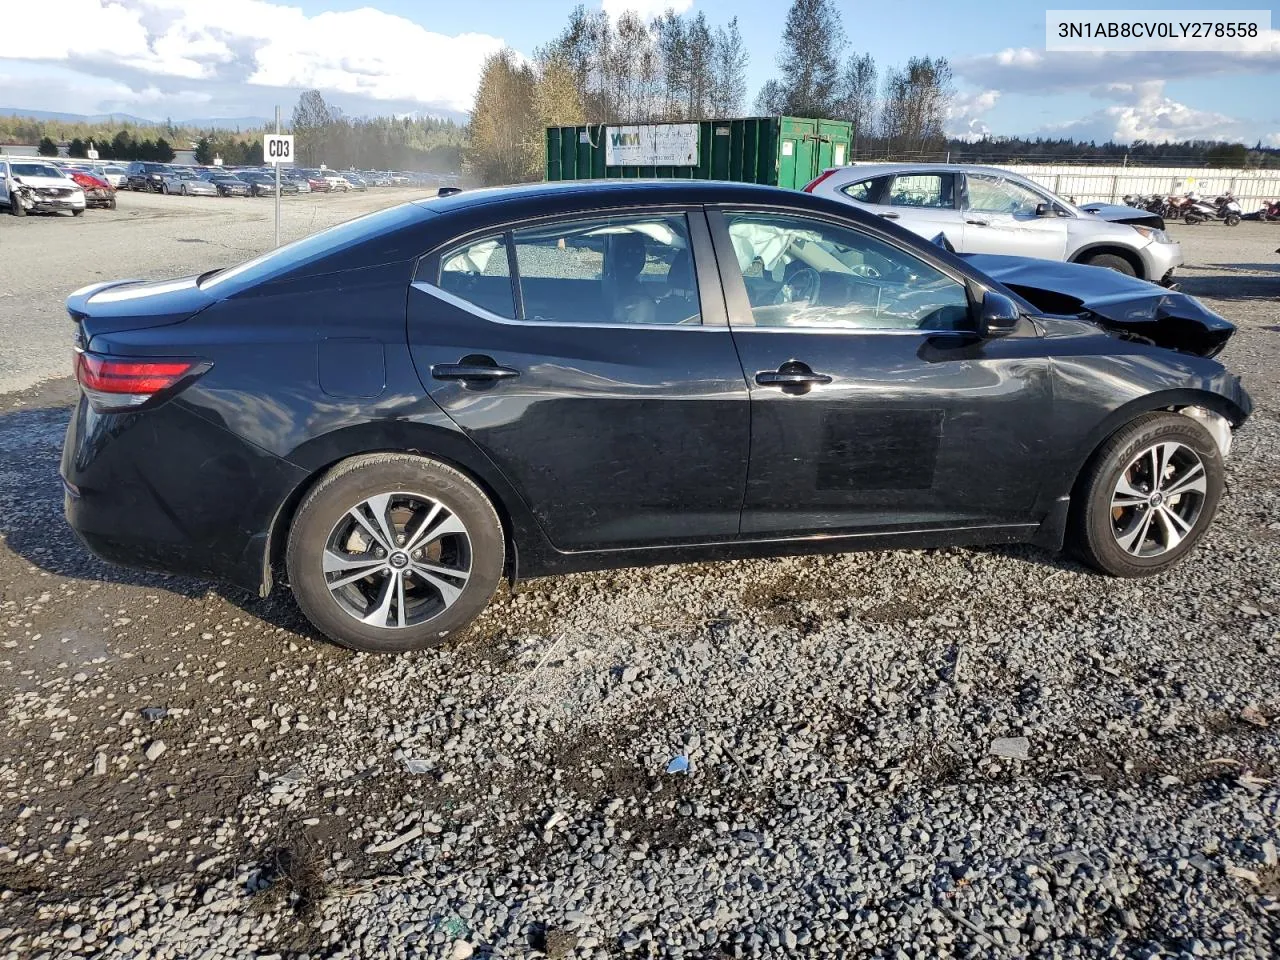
[
  {"left": 1070, "top": 413, "right": 1223, "bottom": 577},
  {"left": 1082, "top": 252, "right": 1137, "bottom": 277},
  {"left": 286, "top": 454, "right": 504, "bottom": 652}
]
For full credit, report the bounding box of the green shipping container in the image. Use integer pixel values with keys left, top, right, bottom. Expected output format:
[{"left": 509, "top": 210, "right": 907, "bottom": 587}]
[{"left": 545, "top": 117, "right": 852, "bottom": 190}]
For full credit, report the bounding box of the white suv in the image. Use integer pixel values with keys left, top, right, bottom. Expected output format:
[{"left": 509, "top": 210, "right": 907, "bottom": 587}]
[
  {"left": 1, "top": 159, "right": 86, "bottom": 216},
  {"left": 806, "top": 163, "right": 1182, "bottom": 285}
]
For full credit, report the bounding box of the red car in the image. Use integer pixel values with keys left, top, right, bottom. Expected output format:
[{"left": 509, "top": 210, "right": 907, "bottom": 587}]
[{"left": 66, "top": 170, "right": 116, "bottom": 209}]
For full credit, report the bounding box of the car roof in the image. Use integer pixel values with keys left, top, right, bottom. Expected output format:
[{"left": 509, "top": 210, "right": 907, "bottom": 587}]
[
  {"left": 824, "top": 163, "right": 1033, "bottom": 180},
  {"left": 415, "top": 178, "right": 846, "bottom": 216}
]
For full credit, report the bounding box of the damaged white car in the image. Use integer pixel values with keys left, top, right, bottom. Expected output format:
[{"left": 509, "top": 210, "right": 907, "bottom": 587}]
[{"left": 1, "top": 160, "right": 86, "bottom": 217}]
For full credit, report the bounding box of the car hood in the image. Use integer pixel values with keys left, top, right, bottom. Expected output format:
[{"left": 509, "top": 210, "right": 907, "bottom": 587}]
[
  {"left": 966, "top": 253, "right": 1234, "bottom": 358},
  {"left": 14, "top": 174, "right": 81, "bottom": 191},
  {"left": 1078, "top": 202, "right": 1165, "bottom": 230},
  {"left": 66, "top": 277, "right": 215, "bottom": 343}
]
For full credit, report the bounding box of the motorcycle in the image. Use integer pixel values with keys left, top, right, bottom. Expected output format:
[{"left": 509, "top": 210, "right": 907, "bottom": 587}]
[
  {"left": 1183, "top": 193, "right": 1242, "bottom": 226},
  {"left": 1212, "top": 192, "right": 1242, "bottom": 226}
]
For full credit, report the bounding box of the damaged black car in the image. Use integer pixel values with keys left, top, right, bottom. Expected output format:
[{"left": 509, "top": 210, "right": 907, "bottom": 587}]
[{"left": 60, "top": 181, "right": 1251, "bottom": 652}]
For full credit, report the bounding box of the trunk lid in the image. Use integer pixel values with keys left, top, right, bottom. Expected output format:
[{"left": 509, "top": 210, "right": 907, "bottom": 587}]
[{"left": 66, "top": 277, "right": 215, "bottom": 345}]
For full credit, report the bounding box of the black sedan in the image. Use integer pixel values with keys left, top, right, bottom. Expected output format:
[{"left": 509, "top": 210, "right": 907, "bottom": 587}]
[
  {"left": 240, "top": 171, "right": 300, "bottom": 197},
  {"left": 200, "top": 172, "right": 250, "bottom": 197},
  {"left": 60, "top": 181, "right": 1251, "bottom": 653}
]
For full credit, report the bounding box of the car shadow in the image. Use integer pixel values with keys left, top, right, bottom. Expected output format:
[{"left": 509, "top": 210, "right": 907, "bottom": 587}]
[
  {"left": 1177, "top": 272, "right": 1280, "bottom": 302},
  {"left": 0, "top": 388, "right": 315, "bottom": 637}
]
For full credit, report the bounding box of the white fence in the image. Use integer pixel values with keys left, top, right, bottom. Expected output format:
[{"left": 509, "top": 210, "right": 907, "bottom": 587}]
[{"left": 986, "top": 164, "right": 1280, "bottom": 213}]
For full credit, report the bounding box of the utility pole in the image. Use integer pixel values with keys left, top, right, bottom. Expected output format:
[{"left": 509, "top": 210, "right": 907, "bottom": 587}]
[{"left": 274, "top": 105, "right": 282, "bottom": 248}]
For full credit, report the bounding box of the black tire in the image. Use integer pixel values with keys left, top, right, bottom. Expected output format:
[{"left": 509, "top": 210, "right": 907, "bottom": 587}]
[
  {"left": 161, "top": 183, "right": 169, "bottom": 195},
  {"left": 72, "top": 208, "right": 84, "bottom": 217},
  {"left": 1069, "top": 412, "right": 1224, "bottom": 578},
  {"left": 285, "top": 454, "right": 504, "bottom": 652},
  {"left": 1225, "top": 213, "right": 1241, "bottom": 227},
  {"left": 108, "top": 196, "right": 116, "bottom": 210},
  {"left": 10, "top": 198, "right": 25, "bottom": 217},
  {"left": 180, "top": 185, "right": 187, "bottom": 196},
  {"left": 1082, "top": 252, "right": 1136, "bottom": 277}
]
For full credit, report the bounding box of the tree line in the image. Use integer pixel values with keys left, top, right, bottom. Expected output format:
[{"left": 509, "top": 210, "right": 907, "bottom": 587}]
[
  {"left": 38, "top": 131, "right": 178, "bottom": 162},
  {"left": 290, "top": 91, "right": 464, "bottom": 171},
  {"left": 466, "top": 4, "right": 748, "bottom": 186}
]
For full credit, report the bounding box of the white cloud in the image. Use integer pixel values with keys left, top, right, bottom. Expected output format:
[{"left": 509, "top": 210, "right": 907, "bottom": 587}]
[
  {"left": 0, "top": 0, "right": 508, "bottom": 113},
  {"left": 602, "top": 0, "right": 693, "bottom": 20},
  {"left": 946, "top": 89, "right": 1000, "bottom": 141},
  {"left": 958, "top": 36, "right": 1280, "bottom": 95},
  {"left": 1041, "top": 81, "right": 1274, "bottom": 144}
]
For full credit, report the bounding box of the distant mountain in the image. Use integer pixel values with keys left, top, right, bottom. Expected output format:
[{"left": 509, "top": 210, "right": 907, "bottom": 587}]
[{"left": 0, "top": 107, "right": 273, "bottom": 130}]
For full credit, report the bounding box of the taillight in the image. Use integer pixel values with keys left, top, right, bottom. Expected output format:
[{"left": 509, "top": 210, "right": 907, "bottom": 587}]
[
  {"left": 803, "top": 169, "right": 840, "bottom": 193},
  {"left": 74, "top": 352, "right": 206, "bottom": 412}
]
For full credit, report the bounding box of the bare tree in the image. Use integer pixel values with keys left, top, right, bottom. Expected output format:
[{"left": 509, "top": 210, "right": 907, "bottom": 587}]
[
  {"left": 653, "top": 10, "right": 689, "bottom": 120},
  {"left": 879, "top": 56, "right": 952, "bottom": 157},
  {"left": 769, "top": 0, "right": 845, "bottom": 117},
  {"left": 835, "top": 53, "right": 877, "bottom": 152},
  {"left": 710, "top": 18, "right": 748, "bottom": 117}
]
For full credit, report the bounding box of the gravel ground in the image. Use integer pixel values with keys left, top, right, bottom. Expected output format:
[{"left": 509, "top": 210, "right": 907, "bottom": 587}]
[{"left": 0, "top": 209, "right": 1278, "bottom": 959}]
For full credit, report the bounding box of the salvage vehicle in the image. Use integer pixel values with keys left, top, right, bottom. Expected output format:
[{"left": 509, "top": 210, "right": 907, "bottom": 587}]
[
  {"left": 160, "top": 169, "right": 218, "bottom": 197},
  {"left": 64, "top": 169, "right": 116, "bottom": 209},
  {"left": 239, "top": 170, "right": 299, "bottom": 197},
  {"left": 61, "top": 181, "right": 1251, "bottom": 652},
  {"left": 1, "top": 160, "right": 86, "bottom": 216},
  {"left": 807, "top": 164, "right": 1182, "bottom": 285},
  {"left": 324, "top": 173, "right": 351, "bottom": 193}
]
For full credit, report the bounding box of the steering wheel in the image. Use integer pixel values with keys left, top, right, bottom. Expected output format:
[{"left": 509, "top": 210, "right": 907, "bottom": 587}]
[{"left": 775, "top": 266, "right": 821, "bottom": 306}]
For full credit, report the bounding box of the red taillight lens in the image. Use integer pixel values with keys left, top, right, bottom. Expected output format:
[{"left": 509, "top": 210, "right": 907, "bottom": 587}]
[
  {"left": 803, "top": 169, "right": 840, "bottom": 193},
  {"left": 74, "top": 352, "right": 204, "bottom": 411}
]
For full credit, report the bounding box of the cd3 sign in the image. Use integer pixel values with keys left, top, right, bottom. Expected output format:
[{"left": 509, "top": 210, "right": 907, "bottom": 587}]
[{"left": 263, "top": 134, "right": 295, "bottom": 165}]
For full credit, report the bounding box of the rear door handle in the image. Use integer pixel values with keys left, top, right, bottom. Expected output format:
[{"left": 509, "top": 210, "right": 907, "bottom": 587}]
[
  {"left": 755, "top": 362, "right": 832, "bottom": 395},
  {"left": 965, "top": 218, "right": 989, "bottom": 226},
  {"left": 431, "top": 355, "right": 520, "bottom": 383},
  {"left": 878, "top": 212, "right": 900, "bottom": 220},
  {"left": 755, "top": 371, "right": 832, "bottom": 386}
]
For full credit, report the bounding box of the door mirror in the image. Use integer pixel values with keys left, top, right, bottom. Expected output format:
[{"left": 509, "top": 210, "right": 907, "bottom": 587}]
[
  {"left": 979, "top": 291, "right": 1021, "bottom": 338},
  {"left": 1035, "top": 202, "right": 1054, "bottom": 217}
]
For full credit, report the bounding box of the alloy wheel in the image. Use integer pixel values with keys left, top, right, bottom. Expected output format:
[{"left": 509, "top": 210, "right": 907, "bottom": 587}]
[
  {"left": 1110, "top": 441, "right": 1207, "bottom": 557},
  {"left": 322, "top": 491, "right": 471, "bottom": 629}
]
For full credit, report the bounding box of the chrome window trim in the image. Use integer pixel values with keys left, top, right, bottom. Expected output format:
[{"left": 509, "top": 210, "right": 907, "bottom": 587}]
[{"left": 411, "top": 281, "right": 723, "bottom": 332}]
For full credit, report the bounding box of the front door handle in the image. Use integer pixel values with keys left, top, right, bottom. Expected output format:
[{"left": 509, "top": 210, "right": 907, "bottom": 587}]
[
  {"left": 965, "top": 218, "right": 990, "bottom": 226},
  {"left": 431, "top": 355, "right": 520, "bottom": 384},
  {"left": 755, "top": 362, "right": 832, "bottom": 395},
  {"left": 878, "top": 212, "right": 900, "bottom": 219}
]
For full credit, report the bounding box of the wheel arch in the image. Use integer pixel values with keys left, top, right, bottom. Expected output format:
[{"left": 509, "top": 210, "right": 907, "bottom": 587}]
[
  {"left": 1068, "top": 243, "right": 1146, "bottom": 279},
  {"left": 260, "top": 421, "right": 547, "bottom": 596},
  {"left": 1034, "top": 388, "right": 1246, "bottom": 551}
]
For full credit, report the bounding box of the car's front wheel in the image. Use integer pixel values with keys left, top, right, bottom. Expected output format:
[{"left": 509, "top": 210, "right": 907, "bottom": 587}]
[
  {"left": 285, "top": 454, "right": 504, "bottom": 652},
  {"left": 1082, "top": 252, "right": 1137, "bottom": 277},
  {"left": 1070, "top": 412, "right": 1224, "bottom": 577}
]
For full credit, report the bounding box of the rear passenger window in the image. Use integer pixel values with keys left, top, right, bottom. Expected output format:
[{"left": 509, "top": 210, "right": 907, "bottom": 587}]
[
  {"left": 511, "top": 214, "right": 700, "bottom": 325},
  {"left": 889, "top": 174, "right": 955, "bottom": 208},
  {"left": 437, "top": 234, "right": 516, "bottom": 319}
]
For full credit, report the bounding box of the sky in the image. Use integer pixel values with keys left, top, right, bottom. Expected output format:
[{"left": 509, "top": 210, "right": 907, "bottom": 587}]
[{"left": 0, "top": 0, "right": 1277, "bottom": 145}]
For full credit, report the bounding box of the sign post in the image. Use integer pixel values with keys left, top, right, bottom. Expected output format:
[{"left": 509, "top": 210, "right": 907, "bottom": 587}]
[{"left": 262, "top": 114, "right": 293, "bottom": 248}]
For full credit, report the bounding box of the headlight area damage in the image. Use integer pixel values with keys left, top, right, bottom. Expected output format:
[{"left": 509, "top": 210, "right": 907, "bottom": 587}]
[{"left": 966, "top": 254, "right": 1235, "bottom": 358}]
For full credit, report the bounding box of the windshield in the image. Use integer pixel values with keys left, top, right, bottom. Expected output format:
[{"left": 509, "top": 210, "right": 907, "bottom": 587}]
[{"left": 11, "top": 163, "right": 65, "bottom": 178}]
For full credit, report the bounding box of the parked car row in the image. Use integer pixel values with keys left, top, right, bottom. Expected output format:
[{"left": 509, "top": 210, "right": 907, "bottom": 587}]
[{"left": 121, "top": 161, "right": 442, "bottom": 197}]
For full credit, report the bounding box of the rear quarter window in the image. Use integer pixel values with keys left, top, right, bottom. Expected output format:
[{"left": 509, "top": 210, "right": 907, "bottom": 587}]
[{"left": 841, "top": 177, "right": 888, "bottom": 203}]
